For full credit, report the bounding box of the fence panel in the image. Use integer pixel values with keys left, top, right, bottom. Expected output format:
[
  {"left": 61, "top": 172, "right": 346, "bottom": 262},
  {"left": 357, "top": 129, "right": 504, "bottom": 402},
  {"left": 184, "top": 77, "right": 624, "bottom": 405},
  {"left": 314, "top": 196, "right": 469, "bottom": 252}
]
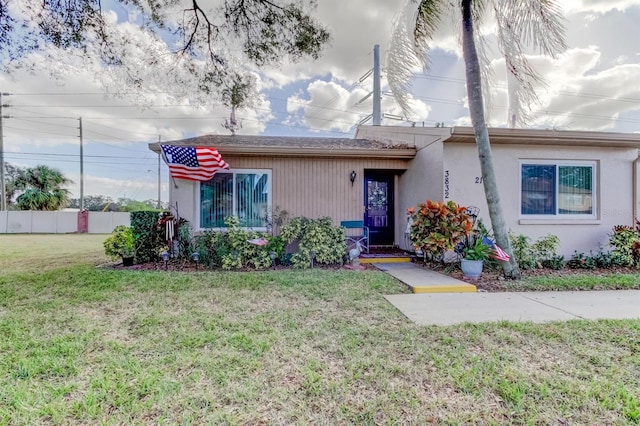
[{"left": 0, "top": 211, "right": 130, "bottom": 233}]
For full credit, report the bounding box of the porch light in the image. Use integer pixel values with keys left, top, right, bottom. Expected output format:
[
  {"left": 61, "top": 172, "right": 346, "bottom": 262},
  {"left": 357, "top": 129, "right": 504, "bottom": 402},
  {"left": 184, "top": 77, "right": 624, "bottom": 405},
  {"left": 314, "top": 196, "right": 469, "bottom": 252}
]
[{"left": 350, "top": 170, "right": 357, "bottom": 186}]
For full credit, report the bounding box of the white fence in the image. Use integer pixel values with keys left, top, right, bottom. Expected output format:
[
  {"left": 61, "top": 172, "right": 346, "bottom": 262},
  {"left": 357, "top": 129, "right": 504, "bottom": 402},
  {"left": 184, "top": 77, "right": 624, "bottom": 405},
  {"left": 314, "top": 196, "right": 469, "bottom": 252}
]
[{"left": 0, "top": 211, "right": 130, "bottom": 234}]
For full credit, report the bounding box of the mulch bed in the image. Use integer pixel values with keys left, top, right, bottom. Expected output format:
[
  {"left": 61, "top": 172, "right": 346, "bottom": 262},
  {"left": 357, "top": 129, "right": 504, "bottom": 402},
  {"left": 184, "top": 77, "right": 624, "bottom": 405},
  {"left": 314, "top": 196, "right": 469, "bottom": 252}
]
[
  {"left": 110, "top": 260, "right": 378, "bottom": 273},
  {"left": 424, "top": 261, "right": 639, "bottom": 292},
  {"left": 109, "top": 259, "right": 638, "bottom": 293}
]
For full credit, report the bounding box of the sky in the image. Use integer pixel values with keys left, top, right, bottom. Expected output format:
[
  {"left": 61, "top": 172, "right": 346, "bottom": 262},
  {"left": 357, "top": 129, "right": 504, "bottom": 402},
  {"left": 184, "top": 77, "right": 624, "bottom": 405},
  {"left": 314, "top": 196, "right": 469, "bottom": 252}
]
[{"left": 1, "top": 0, "right": 639, "bottom": 204}]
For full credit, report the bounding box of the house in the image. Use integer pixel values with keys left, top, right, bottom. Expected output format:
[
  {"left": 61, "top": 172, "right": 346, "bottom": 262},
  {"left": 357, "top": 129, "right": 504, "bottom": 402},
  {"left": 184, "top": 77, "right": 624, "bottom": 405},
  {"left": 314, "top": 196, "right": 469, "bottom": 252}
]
[{"left": 149, "top": 126, "right": 640, "bottom": 257}]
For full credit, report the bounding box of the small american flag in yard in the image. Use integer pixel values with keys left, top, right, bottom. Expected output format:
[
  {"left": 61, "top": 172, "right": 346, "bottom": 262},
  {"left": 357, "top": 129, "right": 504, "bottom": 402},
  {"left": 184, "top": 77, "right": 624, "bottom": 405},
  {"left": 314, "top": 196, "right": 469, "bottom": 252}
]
[
  {"left": 482, "top": 236, "right": 511, "bottom": 262},
  {"left": 161, "top": 145, "right": 229, "bottom": 181}
]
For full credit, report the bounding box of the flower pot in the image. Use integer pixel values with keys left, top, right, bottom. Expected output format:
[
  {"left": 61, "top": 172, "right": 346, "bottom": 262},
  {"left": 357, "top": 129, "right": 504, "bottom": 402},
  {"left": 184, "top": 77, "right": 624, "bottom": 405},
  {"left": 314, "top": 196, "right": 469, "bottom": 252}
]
[
  {"left": 461, "top": 259, "right": 483, "bottom": 281},
  {"left": 122, "top": 256, "right": 134, "bottom": 267}
]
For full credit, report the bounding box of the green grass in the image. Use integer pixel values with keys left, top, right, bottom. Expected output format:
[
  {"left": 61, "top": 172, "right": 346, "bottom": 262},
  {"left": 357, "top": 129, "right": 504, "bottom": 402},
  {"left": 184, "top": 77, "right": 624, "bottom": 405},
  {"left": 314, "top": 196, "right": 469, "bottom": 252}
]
[
  {"left": 1, "top": 235, "right": 640, "bottom": 424},
  {"left": 506, "top": 272, "right": 640, "bottom": 292}
]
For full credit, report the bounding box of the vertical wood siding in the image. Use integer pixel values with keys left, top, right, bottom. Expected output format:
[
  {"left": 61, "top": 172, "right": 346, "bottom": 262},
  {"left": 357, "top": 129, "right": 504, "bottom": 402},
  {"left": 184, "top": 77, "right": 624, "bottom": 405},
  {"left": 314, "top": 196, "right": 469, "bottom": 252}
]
[{"left": 223, "top": 155, "right": 409, "bottom": 224}]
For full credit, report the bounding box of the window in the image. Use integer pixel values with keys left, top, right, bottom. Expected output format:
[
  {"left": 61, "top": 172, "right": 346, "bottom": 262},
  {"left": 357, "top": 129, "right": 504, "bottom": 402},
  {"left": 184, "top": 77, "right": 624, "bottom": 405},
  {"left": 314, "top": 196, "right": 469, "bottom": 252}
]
[
  {"left": 199, "top": 170, "right": 271, "bottom": 228},
  {"left": 521, "top": 161, "right": 595, "bottom": 218}
]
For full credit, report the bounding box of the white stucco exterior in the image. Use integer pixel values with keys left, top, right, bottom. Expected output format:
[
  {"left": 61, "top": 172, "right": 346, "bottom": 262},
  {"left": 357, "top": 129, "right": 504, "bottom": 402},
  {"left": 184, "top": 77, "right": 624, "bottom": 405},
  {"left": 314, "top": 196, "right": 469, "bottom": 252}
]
[
  {"left": 442, "top": 143, "right": 637, "bottom": 257},
  {"left": 357, "top": 126, "right": 640, "bottom": 257}
]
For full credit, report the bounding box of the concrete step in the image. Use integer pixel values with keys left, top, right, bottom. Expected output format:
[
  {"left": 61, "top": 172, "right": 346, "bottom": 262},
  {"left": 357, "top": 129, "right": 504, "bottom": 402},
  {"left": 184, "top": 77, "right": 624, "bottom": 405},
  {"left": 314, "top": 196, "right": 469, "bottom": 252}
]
[{"left": 359, "top": 256, "right": 411, "bottom": 264}]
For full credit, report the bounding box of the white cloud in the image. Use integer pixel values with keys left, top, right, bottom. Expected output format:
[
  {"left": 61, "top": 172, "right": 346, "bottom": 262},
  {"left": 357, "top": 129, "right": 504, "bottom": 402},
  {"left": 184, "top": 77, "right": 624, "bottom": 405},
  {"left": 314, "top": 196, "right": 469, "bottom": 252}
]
[
  {"left": 484, "top": 46, "right": 640, "bottom": 131},
  {"left": 562, "top": 0, "right": 639, "bottom": 14},
  {"left": 285, "top": 78, "right": 432, "bottom": 132}
]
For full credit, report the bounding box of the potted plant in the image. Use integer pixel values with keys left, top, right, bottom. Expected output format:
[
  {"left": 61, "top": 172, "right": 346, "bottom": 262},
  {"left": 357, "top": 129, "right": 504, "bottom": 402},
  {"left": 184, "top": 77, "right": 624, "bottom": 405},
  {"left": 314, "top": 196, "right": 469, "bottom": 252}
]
[
  {"left": 103, "top": 225, "right": 136, "bottom": 266},
  {"left": 460, "top": 236, "right": 491, "bottom": 281}
]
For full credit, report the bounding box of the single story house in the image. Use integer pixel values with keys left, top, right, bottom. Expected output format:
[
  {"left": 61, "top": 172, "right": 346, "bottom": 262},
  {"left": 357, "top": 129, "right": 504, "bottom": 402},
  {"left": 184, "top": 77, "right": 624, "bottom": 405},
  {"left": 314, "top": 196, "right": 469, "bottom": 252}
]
[{"left": 149, "top": 126, "right": 640, "bottom": 257}]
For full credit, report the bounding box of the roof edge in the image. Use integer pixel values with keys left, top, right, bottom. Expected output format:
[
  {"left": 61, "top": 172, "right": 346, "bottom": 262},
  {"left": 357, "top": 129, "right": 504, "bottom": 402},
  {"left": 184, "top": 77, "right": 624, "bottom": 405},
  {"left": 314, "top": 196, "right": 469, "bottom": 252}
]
[
  {"left": 148, "top": 142, "right": 416, "bottom": 159},
  {"left": 448, "top": 126, "right": 640, "bottom": 147}
]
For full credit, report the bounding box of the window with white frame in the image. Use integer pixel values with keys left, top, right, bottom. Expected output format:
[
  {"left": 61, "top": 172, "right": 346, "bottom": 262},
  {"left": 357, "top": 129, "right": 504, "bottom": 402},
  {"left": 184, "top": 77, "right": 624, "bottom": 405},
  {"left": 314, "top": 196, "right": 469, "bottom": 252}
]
[
  {"left": 199, "top": 170, "right": 271, "bottom": 228},
  {"left": 520, "top": 161, "right": 596, "bottom": 218}
]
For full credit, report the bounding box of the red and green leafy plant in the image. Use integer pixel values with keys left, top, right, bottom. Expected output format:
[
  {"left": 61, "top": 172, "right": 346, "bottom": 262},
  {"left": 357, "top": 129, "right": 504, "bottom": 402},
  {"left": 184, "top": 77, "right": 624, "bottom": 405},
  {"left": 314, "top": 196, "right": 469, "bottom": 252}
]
[
  {"left": 609, "top": 220, "right": 640, "bottom": 267},
  {"left": 407, "top": 200, "right": 473, "bottom": 260}
]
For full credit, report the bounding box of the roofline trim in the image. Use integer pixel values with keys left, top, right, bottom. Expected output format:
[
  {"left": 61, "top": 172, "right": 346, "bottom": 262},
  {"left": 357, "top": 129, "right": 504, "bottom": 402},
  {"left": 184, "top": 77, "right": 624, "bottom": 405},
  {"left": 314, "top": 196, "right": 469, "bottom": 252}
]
[
  {"left": 448, "top": 126, "right": 640, "bottom": 147},
  {"left": 148, "top": 143, "right": 416, "bottom": 159}
]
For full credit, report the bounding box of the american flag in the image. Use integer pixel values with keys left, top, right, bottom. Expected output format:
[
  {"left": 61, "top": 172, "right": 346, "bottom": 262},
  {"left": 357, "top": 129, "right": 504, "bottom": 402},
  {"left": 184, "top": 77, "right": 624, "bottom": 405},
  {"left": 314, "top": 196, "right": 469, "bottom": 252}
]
[
  {"left": 160, "top": 145, "right": 229, "bottom": 181},
  {"left": 482, "top": 236, "right": 511, "bottom": 262}
]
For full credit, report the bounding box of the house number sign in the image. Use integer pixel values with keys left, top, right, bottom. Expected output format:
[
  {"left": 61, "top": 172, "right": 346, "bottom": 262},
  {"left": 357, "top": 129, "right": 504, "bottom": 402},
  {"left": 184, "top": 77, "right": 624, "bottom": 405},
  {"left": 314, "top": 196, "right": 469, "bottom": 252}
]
[{"left": 444, "top": 170, "right": 450, "bottom": 199}]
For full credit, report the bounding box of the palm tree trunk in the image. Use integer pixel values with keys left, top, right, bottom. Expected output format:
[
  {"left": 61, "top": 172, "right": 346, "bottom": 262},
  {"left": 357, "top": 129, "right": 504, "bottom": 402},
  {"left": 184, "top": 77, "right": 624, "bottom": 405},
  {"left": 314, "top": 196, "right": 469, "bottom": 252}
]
[{"left": 460, "top": 0, "right": 521, "bottom": 279}]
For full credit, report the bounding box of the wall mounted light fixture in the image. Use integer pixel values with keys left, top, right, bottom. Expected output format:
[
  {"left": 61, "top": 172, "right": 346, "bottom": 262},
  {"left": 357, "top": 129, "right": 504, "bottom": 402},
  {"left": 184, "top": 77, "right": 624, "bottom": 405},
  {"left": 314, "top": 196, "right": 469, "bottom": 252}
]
[{"left": 350, "top": 170, "right": 357, "bottom": 186}]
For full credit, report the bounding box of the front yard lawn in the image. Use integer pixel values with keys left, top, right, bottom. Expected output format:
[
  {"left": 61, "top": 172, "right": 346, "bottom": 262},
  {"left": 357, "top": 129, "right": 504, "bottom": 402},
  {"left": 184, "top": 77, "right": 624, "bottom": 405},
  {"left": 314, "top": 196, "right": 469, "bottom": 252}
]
[{"left": 1, "top": 234, "right": 639, "bottom": 424}]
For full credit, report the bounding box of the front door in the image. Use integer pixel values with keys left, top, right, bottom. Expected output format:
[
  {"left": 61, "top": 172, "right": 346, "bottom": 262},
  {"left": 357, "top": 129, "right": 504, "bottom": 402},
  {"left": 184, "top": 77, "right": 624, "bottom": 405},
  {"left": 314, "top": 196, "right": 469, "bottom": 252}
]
[{"left": 365, "top": 172, "right": 394, "bottom": 246}]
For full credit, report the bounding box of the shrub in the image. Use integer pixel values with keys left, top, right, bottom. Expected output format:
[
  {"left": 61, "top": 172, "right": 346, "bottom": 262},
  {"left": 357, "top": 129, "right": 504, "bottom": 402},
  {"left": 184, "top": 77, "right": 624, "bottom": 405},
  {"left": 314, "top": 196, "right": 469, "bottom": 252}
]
[
  {"left": 280, "top": 217, "right": 346, "bottom": 268},
  {"left": 567, "top": 251, "right": 597, "bottom": 269},
  {"left": 541, "top": 255, "right": 565, "bottom": 270},
  {"left": 103, "top": 226, "right": 135, "bottom": 260},
  {"left": 219, "top": 216, "right": 272, "bottom": 270},
  {"left": 609, "top": 221, "right": 640, "bottom": 267},
  {"left": 509, "top": 233, "right": 561, "bottom": 270},
  {"left": 509, "top": 232, "right": 536, "bottom": 270},
  {"left": 131, "top": 211, "right": 165, "bottom": 263},
  {"left": 531, "top": 235, "right": 560, "bottom": 264},
  {"left": 193, "top": 230, "right": 232, "bottom": 268},
  {"left": 407, "top": 200, "right": 473, "bottom": 261}
]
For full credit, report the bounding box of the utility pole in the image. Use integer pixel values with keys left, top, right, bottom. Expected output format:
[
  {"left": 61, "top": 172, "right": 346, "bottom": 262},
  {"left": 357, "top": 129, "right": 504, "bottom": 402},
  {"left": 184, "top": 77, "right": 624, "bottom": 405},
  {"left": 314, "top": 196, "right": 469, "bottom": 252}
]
[
  {"left": 78, "top": 117, "right": 84, "bottom": 211},
  {"left": 157, "top": 135, "right": 161, "bottom": 209},
  {"left": 373, "top": 44, "right": 381, "bottom": 126},
  {"left": 0, "top": 92, "right": 11, "bottom": 211}
]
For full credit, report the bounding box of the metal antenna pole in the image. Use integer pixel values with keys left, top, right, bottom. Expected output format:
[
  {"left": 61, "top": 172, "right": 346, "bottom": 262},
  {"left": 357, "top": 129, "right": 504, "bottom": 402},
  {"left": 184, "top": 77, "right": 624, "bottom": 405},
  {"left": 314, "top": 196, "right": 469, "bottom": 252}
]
[
  {"left": 373, "top": 44, "right": 381, "bottom": 126},
  {"left": 157, "top": 135, "right": 161, "bottom": 209},
  {"left": 78, "top": 117, "right": 84, "bottom": 211}
]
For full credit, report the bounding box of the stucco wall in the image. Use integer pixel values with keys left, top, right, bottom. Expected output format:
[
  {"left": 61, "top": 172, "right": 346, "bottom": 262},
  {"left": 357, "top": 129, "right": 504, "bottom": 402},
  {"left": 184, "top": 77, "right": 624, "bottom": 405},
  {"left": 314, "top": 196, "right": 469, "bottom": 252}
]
[
  {"left": 395, "top": 141, "right": 445, "bottom": 250},
  {"left": 168, "top": 179, "right": 197, "bottom": 228},
  {"left": 443, "top": 143, "right": 639, "bottom": 257},
  {"left": 356, "top": 126, "right": 449, "bottom": 249}
]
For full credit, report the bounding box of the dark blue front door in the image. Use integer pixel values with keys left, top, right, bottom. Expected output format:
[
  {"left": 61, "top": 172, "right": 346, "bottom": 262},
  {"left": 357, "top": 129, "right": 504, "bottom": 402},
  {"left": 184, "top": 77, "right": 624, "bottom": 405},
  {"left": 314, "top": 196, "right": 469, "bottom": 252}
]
[{"left": 364, "top": 172, "right": 394, "bottom": 246}]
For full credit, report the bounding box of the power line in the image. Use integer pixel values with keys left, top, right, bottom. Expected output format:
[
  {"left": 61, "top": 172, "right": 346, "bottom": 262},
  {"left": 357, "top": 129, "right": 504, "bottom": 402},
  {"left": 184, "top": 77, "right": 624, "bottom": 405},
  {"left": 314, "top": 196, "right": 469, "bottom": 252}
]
[{"left": 4, "top": 150, "right": 154, "bottom": 159}]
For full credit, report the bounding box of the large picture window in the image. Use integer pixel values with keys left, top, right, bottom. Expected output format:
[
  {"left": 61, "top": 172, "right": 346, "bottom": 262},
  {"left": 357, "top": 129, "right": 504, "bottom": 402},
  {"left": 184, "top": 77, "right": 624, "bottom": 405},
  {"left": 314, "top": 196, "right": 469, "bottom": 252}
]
[
  {"left": 199, "top": 170, "right": 271, "bottom": 228},
  {"left": 521, "top": 161, "right": 595, "bottom": 217}
]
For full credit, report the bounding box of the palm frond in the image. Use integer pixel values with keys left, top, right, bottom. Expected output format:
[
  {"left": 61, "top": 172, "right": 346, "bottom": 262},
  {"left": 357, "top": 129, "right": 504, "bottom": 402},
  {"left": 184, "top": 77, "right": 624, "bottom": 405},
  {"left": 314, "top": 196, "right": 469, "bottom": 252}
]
[
  {"left": 492, "top": 0, "right": 566, "bottom": 126},
  {"left": 504, "top": 0, "right": 566, "bottom": 56},
  {"left": 386, "top": 0, "right": 444, "bottom": 118}
]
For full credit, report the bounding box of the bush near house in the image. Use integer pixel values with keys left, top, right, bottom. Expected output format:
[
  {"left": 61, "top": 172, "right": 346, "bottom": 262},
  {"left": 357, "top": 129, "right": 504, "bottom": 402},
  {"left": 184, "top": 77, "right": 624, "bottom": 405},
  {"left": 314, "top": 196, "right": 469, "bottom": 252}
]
[
  {"left": 103, "top": 225, "right": 135, "bottom": 260},
  {"left": 140, "top": 215, "right": 346, "bottom": 270},
  {"left": 407, "top": 200, "right": 473, "bottom": 261},
  {"left": 280, "top": 216, "right": 346, "bottom": 268},
  {"left": 608, "top": 220, "right": 640, "bottom": 267},
  {"left": 509, "top": 233, "right": 564, "bottom": 270},
  {"left": 505, "top": 220, "right": 640, "bottom": 272},
  {"left": 131, "top": 210, "right": 166, "bottom": 263}
]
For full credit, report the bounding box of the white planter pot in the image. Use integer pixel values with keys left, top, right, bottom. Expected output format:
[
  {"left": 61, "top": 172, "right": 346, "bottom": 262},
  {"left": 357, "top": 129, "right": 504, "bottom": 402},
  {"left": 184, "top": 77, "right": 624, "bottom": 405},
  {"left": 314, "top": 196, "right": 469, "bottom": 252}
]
[{"left": 461, "top": 259, "right": 483, "bottom": 281}]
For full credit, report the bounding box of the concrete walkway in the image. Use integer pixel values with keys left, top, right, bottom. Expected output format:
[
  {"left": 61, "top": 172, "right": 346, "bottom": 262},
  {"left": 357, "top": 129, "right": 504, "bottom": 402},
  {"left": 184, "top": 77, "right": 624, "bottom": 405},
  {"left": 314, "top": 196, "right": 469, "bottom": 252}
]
[
  {"left": 373, "top": 262, "right": 477, "bottom": 293},
  {"left": 385, "top": 291, "right": 640, "bottom": 325},
  {"left": 373, "top": 261, "right": 640, "bottom": 325}
]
